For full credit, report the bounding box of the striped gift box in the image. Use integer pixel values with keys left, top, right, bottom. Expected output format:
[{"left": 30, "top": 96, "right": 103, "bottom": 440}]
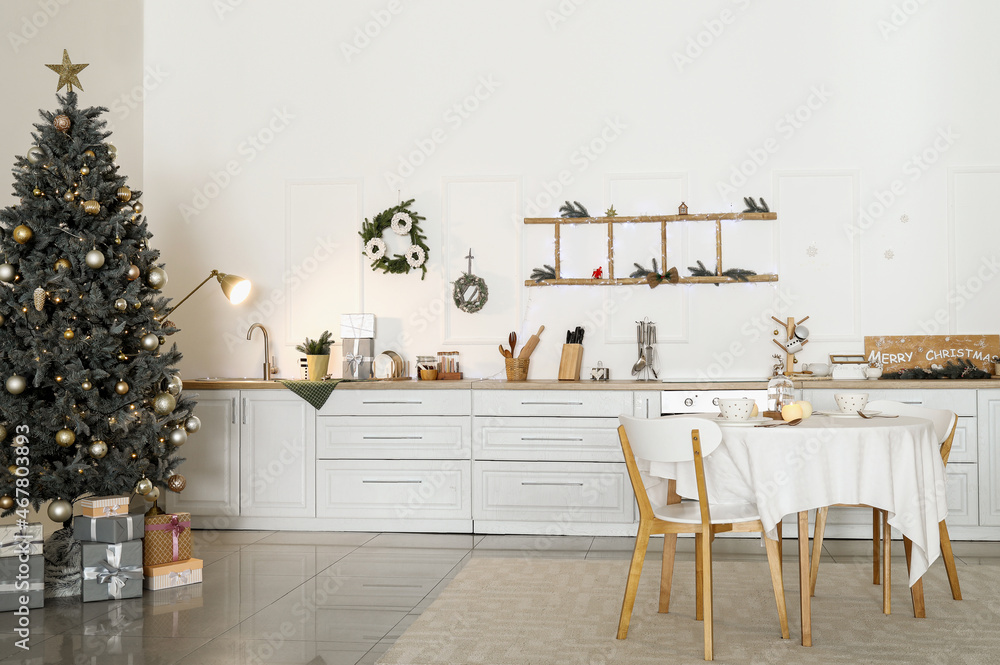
[
  {"left": 143, "top": 558, "right": 203, "bottom": 590},
  {"left": 78, "top": 495, "right": 130, "bottom": 518}
]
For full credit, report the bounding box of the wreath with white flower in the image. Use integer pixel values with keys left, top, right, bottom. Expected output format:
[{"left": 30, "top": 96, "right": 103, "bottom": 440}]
[{"left": 359, "top": 199, "right": 429, "bottom": 278}]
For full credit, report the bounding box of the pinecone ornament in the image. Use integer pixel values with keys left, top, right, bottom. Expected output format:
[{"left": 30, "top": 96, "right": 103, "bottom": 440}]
[{"left": 33, "top": 287, "right": 46, "bottom": 311}]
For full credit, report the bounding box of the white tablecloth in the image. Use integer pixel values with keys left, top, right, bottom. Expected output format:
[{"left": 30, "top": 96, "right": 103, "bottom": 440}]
[{"left": 646, "top": 414, "right": 948, "bottom": 586}]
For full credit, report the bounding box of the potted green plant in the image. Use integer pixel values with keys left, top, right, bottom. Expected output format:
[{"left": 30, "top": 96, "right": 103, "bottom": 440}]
[{"left": 296, "top": 331, "right": 334, "bottom": 380}]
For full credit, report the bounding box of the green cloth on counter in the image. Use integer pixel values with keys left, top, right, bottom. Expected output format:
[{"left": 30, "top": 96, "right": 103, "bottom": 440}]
[{"left": 279, "top": 379, "right": 348, "bottom": 409}]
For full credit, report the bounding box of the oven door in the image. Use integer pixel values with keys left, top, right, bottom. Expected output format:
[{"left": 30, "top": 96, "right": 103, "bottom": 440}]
[{"left": 661, "top": 389, "right": 768, "bottom": 415}]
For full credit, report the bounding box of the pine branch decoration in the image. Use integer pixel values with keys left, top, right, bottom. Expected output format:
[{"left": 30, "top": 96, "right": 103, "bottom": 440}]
[
  {"left": 530, "top": 265, "right": 557, "bottom": 282},
  {"left": 558, "top": 201, "right": 590, "bottom": 218}
]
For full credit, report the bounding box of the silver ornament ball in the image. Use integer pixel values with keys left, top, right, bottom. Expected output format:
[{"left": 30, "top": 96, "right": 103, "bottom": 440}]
[
  {"left": 85, "top": 250, "right": 105, "bottom": 269},
  {"left": 184, "top": 415, "right": 201, "bottom": 434},
  {"left": 26, "top": 146, "right": 44, "bottom": 165},
  {"left": 114, "top": 298, "right": 128, "bottom": 312},
  {"left": 165, "top": 374, "right": 183, "bottom": 395},
  {"left": 5, "top": 375, "right": 25, "bottom": 395},
  {"left": 143, "top": 486, "right": 160, "bottom": 502},
  {"left": 0, "top": 264, "right": 15, "bottom": 283},
  {"left": 153, "top": 392, "right": 176, "bottom": 416},
  {"left": 88, "top": 440, "right": 107, "bottom": 459},
  {"left": 135, "top": 478, "right": 153, "bottom": 495},
  {"left": 47, "top": 499, "right": 73, "bottom": 523},
  {"left": 141, "top": 333, "right": 160, "bottom": 351},
  {"left": 55, "top": 428, "right": 75, "bottom": 447},
  {"left": 168, "top": 428, "right": 188, "bottom": 447},
  {"left": 147, "top": 267, "right": 168, "bottom": 289}
]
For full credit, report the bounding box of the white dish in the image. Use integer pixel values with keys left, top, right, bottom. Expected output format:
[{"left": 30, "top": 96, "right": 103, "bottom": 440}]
[
  {"left": 819, "top": 410, "right": 882, "bottom": 418},
  {"left": 716, "top": 416, "right": 771, "bottom": 427},
  {"left": 372, "top": 353, "right": 395, "bottom": 379}
]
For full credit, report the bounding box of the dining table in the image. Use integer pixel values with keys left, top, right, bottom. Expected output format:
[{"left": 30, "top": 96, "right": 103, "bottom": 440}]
[{"left": 645, "top": 412, "right": 949, "bottom": 646}]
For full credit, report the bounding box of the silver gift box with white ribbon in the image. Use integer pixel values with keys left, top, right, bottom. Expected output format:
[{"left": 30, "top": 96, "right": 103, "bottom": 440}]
[
  {"left": 0, "top": 554, "right": 43, "bottom": 611},
  {"left": 74, "top": 515, "right": 143, "bottom": 544},
  {"left": 81, "top": 541, "right": 143, "bottom": 602},
  {"left": 0, "top": 523, "right": 42, "bottom": 558},
  {"left": 343, "top": 338, "right": 374, "bottom": 379}
]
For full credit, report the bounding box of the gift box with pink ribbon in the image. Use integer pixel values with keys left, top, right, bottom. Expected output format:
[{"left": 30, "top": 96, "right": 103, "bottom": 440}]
[
  {"left": 143, "top": 558, "right": 203, "bottom": 591},
  {"left": 78, "top": 495, "right": 130, "bottom": 519},
  {"left": 143, "top": 513, "right": 192, "bottom": 567}
]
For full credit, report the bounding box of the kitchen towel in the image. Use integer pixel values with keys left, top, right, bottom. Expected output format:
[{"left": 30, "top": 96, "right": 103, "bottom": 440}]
[{"left": 278, "top": 379, "right": 347, "bottom": 410}]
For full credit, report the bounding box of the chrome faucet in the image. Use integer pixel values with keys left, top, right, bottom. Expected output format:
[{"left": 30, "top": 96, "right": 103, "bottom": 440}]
[{"left": 247, "top": 323, "right": 278, "bottom": 380}]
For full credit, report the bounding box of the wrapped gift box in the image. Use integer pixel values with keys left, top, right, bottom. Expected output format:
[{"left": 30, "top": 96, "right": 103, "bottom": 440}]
[
  {"left": 340, "top": 313, "right": 375, "bottom": 339},
  {"left": 81, "top": 541, "right": 143, "bottom": 602},
  {"left": 342, "top": 338, "right": 374, "bottom": 380},
  {"left": 143, "top": 513, "right": 192, "bottom": 567},
  {"left": 74, "top": 514, "right": 143, "bottom": 544},
  {"left": 0, "top": 554, "right": 43, "bottom": 611},
  {"left": 0, "top": 523, "right": 42, "bottom": 558},
  {"left": 78, "top": 495, "right": 130, "bottom": 518},
  {"left": 143, "top": 558, "right": 203, "bottom": 590}
]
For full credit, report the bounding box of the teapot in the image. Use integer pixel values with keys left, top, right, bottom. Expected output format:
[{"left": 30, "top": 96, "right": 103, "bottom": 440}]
[{"left": 802, "top": 362, "right": 829, "bottom": 377}]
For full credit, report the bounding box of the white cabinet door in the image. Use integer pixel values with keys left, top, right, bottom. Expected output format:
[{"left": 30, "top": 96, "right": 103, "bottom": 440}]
[
  {"left": 240, "top": 392, "right": 316, "bottom": 518},
  {"left": 317, "top": 460, "right": 471, "bottom": 519},
  {"left": 945, "top": 463, "right": 979, "bottom": 527},
  {"left": 978, "top": 390, "right": 1000, "bottom": 525},
  {"left": 166, "top": 390, "right": 240, "bottom": 518}
]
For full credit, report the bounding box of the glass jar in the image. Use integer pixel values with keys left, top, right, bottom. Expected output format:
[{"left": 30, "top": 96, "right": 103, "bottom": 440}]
[
  {"left": 416, "top": 355, "right": 438, "bottom": 380},
  {"left": 767, "top": 375, "right": 795, "bottom": 412}
]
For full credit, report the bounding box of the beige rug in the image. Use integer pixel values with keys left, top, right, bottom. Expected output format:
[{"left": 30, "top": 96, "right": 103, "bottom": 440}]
[{"left": 378, "top": 556, "right": 1000, "bottom": 665}]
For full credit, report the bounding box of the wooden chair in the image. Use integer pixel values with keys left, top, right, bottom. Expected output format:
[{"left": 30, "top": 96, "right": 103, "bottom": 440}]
[
  {"left": 809, "top": 401, "right": 961, "bottom": 617},
  {"left": 617, "top": 415, "right": 789, "bottom": 661}
]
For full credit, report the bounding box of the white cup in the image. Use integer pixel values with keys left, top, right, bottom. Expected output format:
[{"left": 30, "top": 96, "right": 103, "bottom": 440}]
[
  {"left": 803, "top": 362, "right": 829, "bottom": 377},
  {"left": 835, "top": 393, "right": 868, "bottom": 414},
  {"left": 719, "top": 398, "right": 755, "bottom": 421},
  {"left": 784, "top": 339, "right": 803, "bottom": 354}
]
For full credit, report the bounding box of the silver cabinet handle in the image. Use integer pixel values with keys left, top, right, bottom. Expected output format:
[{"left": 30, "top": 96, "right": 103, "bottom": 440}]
[
  {"left": 362, "top": 400, "right": 422, "bottom": 405},
  {"left": 362, "top": 479, "right": 422, "bottom": 484},
  {"left": 242, "top": 398, "right": 247, "bottom": 425},
  {"left": 520, "top": 437, "right": 584, "bottom": 442},
  {"left": 520, "top": 401, "right": 584, "bottom": 406},
  {"left": 521, "top": 481, "right": 584, "bottom": 487},
  {"left": 231, "top": 398, "right": 236, "bottom": 424},
  {"left": 363, "top": 436, "right": 423, "bottom": 440}
]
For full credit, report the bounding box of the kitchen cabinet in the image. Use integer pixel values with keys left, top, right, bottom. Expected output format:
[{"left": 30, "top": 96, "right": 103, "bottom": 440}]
[
  {"left": 166, "top": 390, "right": 315, "bottom": 524},
  {"left": 977, "top": 390, "right": 1000, "bottom": 526}
]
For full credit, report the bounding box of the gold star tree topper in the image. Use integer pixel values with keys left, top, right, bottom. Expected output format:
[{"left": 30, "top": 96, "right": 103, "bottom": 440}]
[{"left": 45, "top": 49, "right": 88, "bottom": 92}]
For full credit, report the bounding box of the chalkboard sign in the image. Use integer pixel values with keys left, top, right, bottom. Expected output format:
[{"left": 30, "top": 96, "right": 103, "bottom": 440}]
[{"left": 864, "top": 335, "right": 999, "bottom": 374}]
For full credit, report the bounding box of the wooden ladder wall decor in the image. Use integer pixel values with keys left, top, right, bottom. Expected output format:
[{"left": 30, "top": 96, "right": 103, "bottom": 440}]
[{"left": 523, "top": 212, "right": 779, "bottom": 286}]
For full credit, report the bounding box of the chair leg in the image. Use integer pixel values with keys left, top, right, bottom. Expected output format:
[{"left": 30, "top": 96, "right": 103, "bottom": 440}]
[
  {"left": 882, "top": 510, "right": 891, "bottom": 615},
  {"left": 903, "top": 536, "right": 926, "bottom": 618},
  {"left": 776, "top": 521, "right": 783, "bottom": 577},
  {"left": 809, "top": 506, "right": 828, "bottom": 597},
  {"left": 617, "top": 522, "right": 650, "bottom": 639},
  {"left": 763, "top": 535, "right": 790, "bottom": 639},
  {"left": 701, "top": 528, "right": 714, "bottom": 661},
  {"left": 659, "top": 533, "right": 678, "bottom": 613},
  {"left": 939, "top": 520, "right": 962, "bottom": 600},
  {"left": 873, "top": 507, "right": 881, "bottom": 585},
  {"left": 695, "top": 533, "right": 704, "bottom": 621}
]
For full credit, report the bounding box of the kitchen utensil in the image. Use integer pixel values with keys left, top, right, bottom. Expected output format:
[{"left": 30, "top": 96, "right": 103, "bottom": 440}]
[
  {"left": 793, "top": 325, "right": 810, "bottom": 341},
  {"left": 499, "top": 344, "right": 511, "bottom": 359},
  {"left": 631, "top": 351, "right": 646, "bottom": 376},
  {"left": 857, "top": 410, "right": 897, "bottom": 419},
  {"left": 508, "top": 332, "right": 517, "bottom": 356},
  {"left": 558, "top": 342, "right": 583, "bottom": 381},
  {"left": 518, "top": 325, "right": 544, "bottom": 360},
  {"left": 650, "top": 326, "right": 658, "bottom": 378},
  {"left": 756, "top": 418, "right": 803, "bottom": 427}
]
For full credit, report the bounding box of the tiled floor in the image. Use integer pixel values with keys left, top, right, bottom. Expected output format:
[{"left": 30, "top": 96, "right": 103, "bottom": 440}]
[{"left": 1, "top": 531, "right": 997, "bottom": 664}]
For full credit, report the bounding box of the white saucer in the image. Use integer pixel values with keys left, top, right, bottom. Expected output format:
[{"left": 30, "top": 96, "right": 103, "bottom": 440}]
[
  {"left": 716, "top": 416, "right": 770, "bottom": 427},
  {"left": 819, "top": 410, "right": 882, "bottom": 418}
]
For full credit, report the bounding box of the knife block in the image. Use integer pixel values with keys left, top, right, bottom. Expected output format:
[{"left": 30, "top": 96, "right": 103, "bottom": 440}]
[{"left": 558, "top": 344, "right": 583, "bottom": 381}]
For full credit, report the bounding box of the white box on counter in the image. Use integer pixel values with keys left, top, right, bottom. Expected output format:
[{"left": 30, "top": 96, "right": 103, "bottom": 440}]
[{"left": 341, "top": 314, "right": 375, "bottom": 339}]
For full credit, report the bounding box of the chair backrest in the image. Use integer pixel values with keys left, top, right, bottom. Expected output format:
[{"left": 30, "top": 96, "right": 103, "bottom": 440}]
[
  {"left": 619, "top": 415, "right": 723, "bottom": 463},
  {"left": 865, "top": 399, "right": 958, "bottom": 463}
]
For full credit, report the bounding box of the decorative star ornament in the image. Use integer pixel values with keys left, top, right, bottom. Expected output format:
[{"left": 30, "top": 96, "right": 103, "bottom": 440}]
[{"left": 46, "top": 49, "right": 88, "bottom": 92}]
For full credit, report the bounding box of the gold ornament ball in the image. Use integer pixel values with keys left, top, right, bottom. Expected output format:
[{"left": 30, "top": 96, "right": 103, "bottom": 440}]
[
  {"left": 114, "top": 235, "right": 121, "bottom": 245},
  {"left": 115, "top": 380, "right": 129, "bottom": 395},
  {"left": 55, "top": 428, "right": 75, "bottom": 447},
  {"left": 83, "top": 149, "right": 96, "bottom": 159},
  {"left": 143, "top": 486, "right": 160, "bottom": 502},
  {"left": 168, "top": 428, "right": 187, "bottom": 447},
  {"left": 5, "top": 375, "right": 25, "bottom": 395},
  {"left": 88, "top": 440, "right": 107, "bottom": 459},
  {"left": 0, "top": 424, "right": 5, "bottom": 442},
  {"left": 32, "top": 188, "right": 43, "bottom": 198},
  {"left": 132, "top": 201, "right": 144, "bottom": 214},
  {"left": 135, "top": 478, "right": 153, "bottom": 495},
  {"left": 85, "top": 249, "right": 105, "bottom": 269},
  {"left": 132, "top": 301, "right": 141, "bottom": 310},
  {"left": 79, "top": 165, "right": 90, "bottom": 176},
  {"left": 7, "top": 466, "right": 16, "bottom": 475},
  {"left": 54, "top": 258, "right": 71, "bottom": 271},
  {"left": 141, "top": 333, "right": 159, "bottom": 351},
  {"left": 773, "top": 330, "right": 780, "bottom": 336},
  {"left": 0, "top": 314, "right": 4, "bottom": 327},
  {"left": 153, "top": 392, "right": 176, "bottom": 416},
  {"left": 147, "top": 267, "right": 168, "bottom": 289},
  {"left": 63, "top": 329, "right": 74, "bottom": 340},
  {"left": 108, "top": 144, "right": 117, "bottom": 159},
  {"left": 26, "top": 146, "right": 44, "bottom": 164},
  {"left": 81, "top": 379, "right": 92, "bottom": 391},
  {"left": 62, "top": 190, "right": 75, "bottom": 202},
  {"left": 12, "top": 225, "right": 32, "bottom": 244},
  {"left": 0, "top": 496, "right": 13, "bottom": 510},
  {"left": 47, "top": 499, "right": 73, "bottom": 523},
  {"left": 116, "top": 186, "right": 131, "bottom": 202},
  {"left": 167, "top": 474, "right": 186, "bottom": 493},
  {"left": 0, "top": 264, "right": 15, "bottom": 282},
  {"left": 158, "top": 335, "right": 166, "bottom": 346},
  {"left": 127, "top": 264, "right": 139, "bottom": 281},
  {"left": 82, "top": 200, "right": 100, "bottom": 215},
  {"left": 184, "top": 415, "right": 201, "bottom": 434},
  {"left": 114, "top": 298, "right": 127, "bottom": 312},
  {"left": 53, "top": 114, "right": 71, "bottom": 132}
]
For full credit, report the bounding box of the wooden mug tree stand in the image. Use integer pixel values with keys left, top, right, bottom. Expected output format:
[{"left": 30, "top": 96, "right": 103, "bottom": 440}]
[{"left": 772, "top": 315, "right": 809, "bottom": 376}]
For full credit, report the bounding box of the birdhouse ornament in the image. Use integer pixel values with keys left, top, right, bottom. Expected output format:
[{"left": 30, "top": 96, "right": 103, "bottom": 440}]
[{"left": 678, "top": 202, "right": 688, "bottom": 215}]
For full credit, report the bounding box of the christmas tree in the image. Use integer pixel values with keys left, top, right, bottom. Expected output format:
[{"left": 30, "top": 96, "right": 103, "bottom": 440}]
[{"left": 0, "top": 51, "right": 196, "bottom": 526}]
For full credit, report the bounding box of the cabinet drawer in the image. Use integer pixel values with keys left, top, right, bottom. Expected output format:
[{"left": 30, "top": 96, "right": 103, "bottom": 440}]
[
  {"left": 803, "top": 389, "right": 977, "bottom": 416},
  {"left": 473, "top": 417, "right": 622, "bottom": 462},
  {"left": 473, "top": 390, "right": 632, "bottom": 418},
  {"left": 317, "top": 460, "right": 471, "bottom": 519},
  {"left": 318, "top": 390, "right": 471, "bottom": 417},
  {"left": 317, "top": 416, "right": 470, "bottom": 459},
  {"left": 473, "top": 461, "right": 634, "bottom": 523}
]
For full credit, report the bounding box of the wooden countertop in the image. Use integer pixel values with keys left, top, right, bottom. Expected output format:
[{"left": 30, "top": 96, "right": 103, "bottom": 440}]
[{"left": 184, "top": 377, "right": 1000, "bottom": 391}]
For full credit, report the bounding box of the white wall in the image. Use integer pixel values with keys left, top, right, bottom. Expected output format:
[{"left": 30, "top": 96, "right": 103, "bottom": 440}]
[{"left": 142, "top": 0, "right": 1000, "bottom": 382}]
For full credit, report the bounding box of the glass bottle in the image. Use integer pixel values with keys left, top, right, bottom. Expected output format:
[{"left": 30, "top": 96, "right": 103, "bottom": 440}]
[{"left": 767, "top": 374, "right": 795, "bottom": 413}]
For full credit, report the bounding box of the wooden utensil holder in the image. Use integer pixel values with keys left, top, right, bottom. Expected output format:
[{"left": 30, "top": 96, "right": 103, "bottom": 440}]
[
  {"left": 558, "top": 344, "right": 583, "bottom": 381},
  {"left": 505, "top": 357, "right": 529, "bottom": 381}
]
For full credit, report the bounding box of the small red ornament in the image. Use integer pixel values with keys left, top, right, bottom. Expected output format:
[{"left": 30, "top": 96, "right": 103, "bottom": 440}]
[
  {"left": 592, "top": 267, "right": 603, "bottom": 279},
  {"left": 53, "top": 115, "right": 71, "bottom": 132}
]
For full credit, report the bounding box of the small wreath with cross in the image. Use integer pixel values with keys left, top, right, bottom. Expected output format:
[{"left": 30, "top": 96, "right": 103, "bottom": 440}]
[
  {"left": 453, "top": 273, "right": 489, "bottom": 313},
  {"left": 359, "top": 199, "right": 429, "bottom": 279}
]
